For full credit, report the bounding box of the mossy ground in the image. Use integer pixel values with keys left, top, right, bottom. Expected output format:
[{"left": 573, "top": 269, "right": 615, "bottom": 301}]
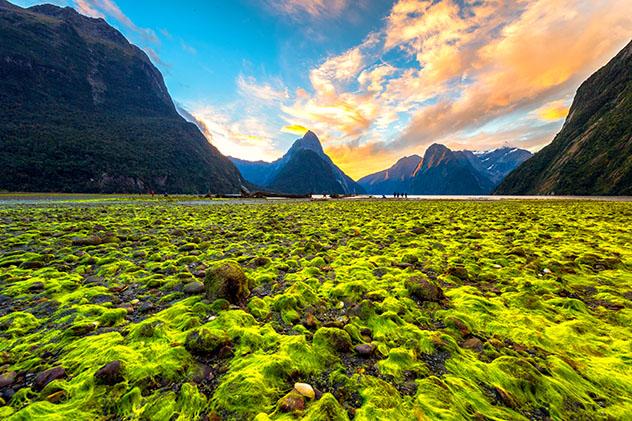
[{"left": 0, "top": 198, "right": 631, "bottom": 420}]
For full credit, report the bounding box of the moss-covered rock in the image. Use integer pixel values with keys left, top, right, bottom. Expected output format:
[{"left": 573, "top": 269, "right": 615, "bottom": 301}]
[
  {"left": 185, "top": 328, "right": 231, "bottom": 356},
  {"left": 405, "top": 276, "right": 445, "bottom": 302},
  {"left": 204, "top": 262, "right": 250, "bottom": 305},
  {"left": 313, "top": 327, "right": 353, "bottom": 353}
]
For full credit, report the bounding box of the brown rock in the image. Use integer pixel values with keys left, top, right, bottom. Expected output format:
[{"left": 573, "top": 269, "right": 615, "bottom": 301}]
[
  {"left": 95, "top": 360, "right": 124, "bottom": 385},
  {"left": 354, "top": 343, "right": 376, "bottom": 357},
  {"left": 462, "top": 337, "right": 483, "bottom": 352},
  {"left": 0, "top": 371, "right": 16, "bottom": 388},
  {"left": 33, "top": 366, "right": 65, "bottom": 391},
  {"left": 405, "top": 276, "right": 445, "bottom": 302}
]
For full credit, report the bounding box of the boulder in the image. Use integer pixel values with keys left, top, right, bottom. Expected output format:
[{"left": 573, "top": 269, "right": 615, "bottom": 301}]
[{"left": 205, "top": 263, "right": 250, "bottom": 305}]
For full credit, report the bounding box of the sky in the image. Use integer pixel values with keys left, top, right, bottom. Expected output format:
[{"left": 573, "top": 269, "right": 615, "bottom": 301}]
[{"left": 13, "top": 0, "right": 632, "bottom": 179}]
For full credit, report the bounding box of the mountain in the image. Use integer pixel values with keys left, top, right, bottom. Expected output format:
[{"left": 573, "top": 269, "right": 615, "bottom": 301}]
[
  {"left": 496, "top": 40, "right": 632, "bottom": 195},
  {"left": 0, "top": 1, "right": 243, "bottom": 194},
  {"left": 359, "top": 155, "right": 422, "bottom": 194},
  {"left": 230, "top": 131, "right": 365, "bottom": 195},
  {"left": 358, "top": 145, "right": 531, "bottom": 195}
]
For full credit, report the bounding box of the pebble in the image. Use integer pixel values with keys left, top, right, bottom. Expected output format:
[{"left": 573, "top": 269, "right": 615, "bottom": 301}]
[
  {"left": 294, "top": 382, "right": 315, "bottom": 400},
  {"left": 354, "top": 343, "right": 376, "bottom": 357},
  {"left": 33, "top": 366, "right": 65, "bottom": 391}
]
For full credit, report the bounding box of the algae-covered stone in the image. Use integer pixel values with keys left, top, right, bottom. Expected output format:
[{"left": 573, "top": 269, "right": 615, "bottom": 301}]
[
  {"left": 446, "top": 266, "right": 469, "bottom": 281},
  {"left": 95, "top": 360, "right": 124, "bottom": 385},
  {"left": 277, "top": 390, "right": 305, "bottom": 412},
  {"left": 185, "top": 328, "right": 231, "bottom": 356},
  {"left": 405, "top": 276, "right": 445, "bottom": 303},
  {"left": 205, "top": 263, "right": 250, "bottom": 305},
  {"left": 303, "top": 392, "right": 349, "bottom": 421},
  {"left": 313, "top": 327, "right": 352, "bottom": 353},
  {"left": 401, "top": 254, "right": 418, "bottom": 265},
  {"left": 0, "top": 371, "right": 16, "bottom": 388}
]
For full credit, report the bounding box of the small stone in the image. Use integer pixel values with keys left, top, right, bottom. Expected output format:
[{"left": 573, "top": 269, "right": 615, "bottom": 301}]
[
  {"left": 95, "top": 360, "right": 124, "bottom": 385},
  {"left": 461, "top": 337, "right": 484, "bottom": 352},
  {"left": 294, "top": 382, "right": 315, "bottom": 400},
  {"left": 354, "top": 343, "right": 375, "bottom": 357},
  {"left": 183, "top": 281, "right": 205, "bottom": 295},
  {"left": 278, "top": 390, "right": 305, "bottom": 412},
  {"left": 0, "top": 371, "right": 17, "bottom": 388},
  {"left": 33, "top": 366, "right": 65, "bottom": 391}
]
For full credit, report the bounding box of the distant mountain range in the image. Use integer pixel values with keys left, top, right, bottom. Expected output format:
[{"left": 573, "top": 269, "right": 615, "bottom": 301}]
[
  {"left": 359, "top": 144, "right": 532, "bottom": 195},
  {"left": 230, "top": 131, "right": 365, "bottom": 195},
  {"left": 0, "top": 1, "right": 243, "bottom": 194},
  {"left": 496, "top": 40, "right": 632, "bottom": 195}
]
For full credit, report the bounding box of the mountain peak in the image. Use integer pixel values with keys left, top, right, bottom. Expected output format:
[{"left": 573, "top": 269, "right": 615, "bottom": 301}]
[
  {"left": 423, "top": 144, "right": 453, "bottom": 168},
  {"left": 289, "top": 130, "right": 324, "bottom": 155}
]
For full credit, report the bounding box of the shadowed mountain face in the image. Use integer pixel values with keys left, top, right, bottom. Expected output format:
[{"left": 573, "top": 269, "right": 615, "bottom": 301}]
[
  {"left": 496, "top": 40, "right": 632, "bottom": 195},
  {"left": 230, "top": 131, "right": 365, "bottom": 195},
  {"left": 0, "top": 1, "right": 243, "bottom": 194},
  {"left": 359, "top": 145, "right": 531, "bottom": 195}
]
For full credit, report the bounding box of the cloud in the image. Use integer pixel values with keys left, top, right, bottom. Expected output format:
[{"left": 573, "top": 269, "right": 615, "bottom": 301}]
[
  {"left": 187, "top": 103, "right": 280, "bottom": 161},
  {"left": 74, "top": 0, "right": 158, "bottom": 43},
  {"left": 281, "top": 125, "right": 310, "bottom": 136},
  {"left": 275, "top": 0, "right": 631, "bottom": 178},
  {"left": 264, "top": 0, "right": 350, "bottom": 19},
  {"left": 237, "top": 75, "right": 289, "bottom": 103},
  {"left": 535, "top": 100, "right": 571, "bottom": 122}
]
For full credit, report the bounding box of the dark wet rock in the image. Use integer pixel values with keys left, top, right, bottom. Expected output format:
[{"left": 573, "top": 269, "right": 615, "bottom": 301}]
[
  {"left": 205, "top": 263, "right": 250, "bottom": 305},
  {"left": 252, "top": 256, "right": 271, "bottom": 267},
  {"left": 405, "top": 276, "right": 445, "bottom": 302},
  {"left": 277, "top": 390, "right": 305, "bottom": 412},
  {"left": 354, "top": 343, "right": 375, "bottom": 357},
  {"left": 313, "top": 327, "right": 352, "bottom": 353},
  {"left": 411, "top": 226, "right": 426, "bottom": 235},
  {"left": 372, "top": 267, "right": 388, "bottom": 278},
  {"left": 33, "top": 366, "right": 65, "bottom": 391},
  {"left": 70, "top": 322, "right": 97, "bottom": 336},
  {"left": 27, "top": 282, "right": 45, "bottom": 292},
  {"left": 0, "top": 371, "right": 17, "bottom": 388},
  {"left": 72, "top": 236, "right": 103, "bottom": 246},
  {"left": 183, "top": 281, "right": 205, "bottom": 295},
  {"left": 185, "top": 328, "right": 231, "bottom": 356},
  {"left": 139, "top": 302, "right": 155, "bottom": 313},
  {"left": 446, "top": 266, "right": 469, "bottom": 281},
  {"left": 20, "top": 260, "right": 45, "bottom": 269},
  {"left": 95, "top": 360, "right": 124, "bottom": 385},
  {"left": 461, "top": 337, "right": 484, "bottom": 352}
]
